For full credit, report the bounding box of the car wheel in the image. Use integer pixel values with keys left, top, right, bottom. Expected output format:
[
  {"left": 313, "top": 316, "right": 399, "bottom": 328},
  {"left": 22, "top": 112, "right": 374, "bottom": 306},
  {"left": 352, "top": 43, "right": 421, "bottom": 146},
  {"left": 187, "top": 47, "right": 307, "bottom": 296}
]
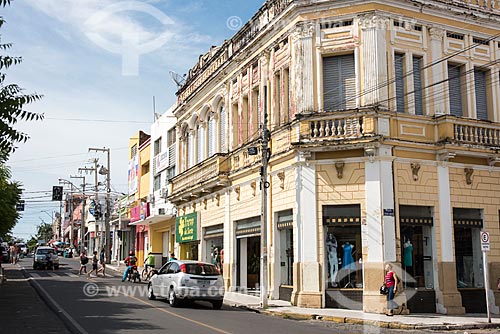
[
  {"left": 212, "top": 300, "right": 223, "bottom": 310},
  {"left": 148, "top": 284, "right": 156, "bottom": 300},
  {"left": 168, "top": 288, "right": 179, "bottom": 307},
  {"left": 33, "top": 264, "right": 36, "bottom": 270},
  {"left": 54, "top": 265, "right": 59, "bottom": 270}
]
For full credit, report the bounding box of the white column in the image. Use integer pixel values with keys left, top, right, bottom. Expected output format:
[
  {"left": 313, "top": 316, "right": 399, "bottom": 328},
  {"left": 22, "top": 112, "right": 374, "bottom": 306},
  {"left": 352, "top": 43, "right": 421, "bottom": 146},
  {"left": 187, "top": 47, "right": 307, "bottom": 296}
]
[
  {"left": 365, "top": 147, "right": 396, "bottom": 263},
  {"left": 291, "top": 22, "right": 315, "bottom": 114},
  {"left": 429, "top": 27, "right": 447, "bottom": 115},
  {"left": 359, "top": 14, "right": 389, "bottom": 108},
  {"left": 437, "top": 164, "right": 453, "bottom": 262},
  {"left": 224, "top": 190, "right": 232, "bottom": 289},
  {"left": 295, "top": 161, "right": 319, "bottom": 292}
]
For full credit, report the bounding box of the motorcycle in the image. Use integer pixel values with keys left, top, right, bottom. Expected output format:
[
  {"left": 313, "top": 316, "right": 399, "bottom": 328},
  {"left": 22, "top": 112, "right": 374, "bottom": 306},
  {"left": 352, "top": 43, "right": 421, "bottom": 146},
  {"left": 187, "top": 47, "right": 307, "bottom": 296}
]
[{"left": 127, "top": 265, "right": 141, "bottom": 283}]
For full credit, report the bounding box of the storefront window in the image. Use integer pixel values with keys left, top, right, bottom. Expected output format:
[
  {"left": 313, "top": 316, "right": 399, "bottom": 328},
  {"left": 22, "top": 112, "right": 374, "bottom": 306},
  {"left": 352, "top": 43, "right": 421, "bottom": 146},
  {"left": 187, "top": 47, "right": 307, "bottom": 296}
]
[
  {"left": 399, "top": 205, "right": 434, "bottom": 289},
  {"left": 323, "top": 205, "right": 362, "bottom": 289},
  {"left": 453, "top": 208, "right": 484, "bottom": 289},
  {"left": 204, "top": 224, "right": 224, "bottom": 274},
  {"left": 277, "top": 210, "right": 293, "bottom": 286}
]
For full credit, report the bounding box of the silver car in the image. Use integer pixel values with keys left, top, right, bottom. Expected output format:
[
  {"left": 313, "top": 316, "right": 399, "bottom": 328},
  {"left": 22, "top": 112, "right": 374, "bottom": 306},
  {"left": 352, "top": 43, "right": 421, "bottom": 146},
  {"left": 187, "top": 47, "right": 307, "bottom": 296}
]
[
  {"left": 33, "top": 246, "right": 59, "bottom": 270},
  {"left": 148, "top": 260, "right": 224, "bottom": 309}
]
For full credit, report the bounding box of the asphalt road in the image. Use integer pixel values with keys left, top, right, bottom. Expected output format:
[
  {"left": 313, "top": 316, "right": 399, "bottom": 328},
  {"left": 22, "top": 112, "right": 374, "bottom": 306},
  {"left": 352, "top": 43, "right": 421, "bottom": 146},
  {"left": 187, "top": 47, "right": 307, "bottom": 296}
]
[{"left": 16, "top": 257, "right": 498, "bottom": 334}]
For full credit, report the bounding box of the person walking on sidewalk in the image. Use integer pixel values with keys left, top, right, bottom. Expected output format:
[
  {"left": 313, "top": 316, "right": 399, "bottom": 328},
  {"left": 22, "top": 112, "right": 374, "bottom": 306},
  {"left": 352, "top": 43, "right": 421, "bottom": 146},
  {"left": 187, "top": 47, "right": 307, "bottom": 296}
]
[
  {"left": 79, "top": 251, "right": 88, "bottom": 275},
  {"left": 97, "top": 247, "right": 106, "bottom": 277},
  {"left": 9, "top": 244, "right": 17, "bottom": 264},
  {"left": 384, "top": 263, "right": 399, "bottom": 316},
  {"left": 87, "top": 251, "right": 99, "bottom": 278}
]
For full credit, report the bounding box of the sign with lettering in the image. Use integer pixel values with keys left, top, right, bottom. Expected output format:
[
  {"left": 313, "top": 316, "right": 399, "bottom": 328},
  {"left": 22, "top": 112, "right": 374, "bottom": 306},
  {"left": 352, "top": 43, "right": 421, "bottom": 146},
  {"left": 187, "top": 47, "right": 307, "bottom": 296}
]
[{"left": 176, "top": 212, "right": 198, "bottom": 243}]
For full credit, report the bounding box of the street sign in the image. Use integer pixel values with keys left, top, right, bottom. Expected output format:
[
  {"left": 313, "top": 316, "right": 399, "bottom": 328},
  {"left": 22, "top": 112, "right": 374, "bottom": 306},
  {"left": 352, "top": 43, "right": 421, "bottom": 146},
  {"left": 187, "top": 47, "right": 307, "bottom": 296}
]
[{"left": 481, "top": 231, "right": 490, "bottom": 252}]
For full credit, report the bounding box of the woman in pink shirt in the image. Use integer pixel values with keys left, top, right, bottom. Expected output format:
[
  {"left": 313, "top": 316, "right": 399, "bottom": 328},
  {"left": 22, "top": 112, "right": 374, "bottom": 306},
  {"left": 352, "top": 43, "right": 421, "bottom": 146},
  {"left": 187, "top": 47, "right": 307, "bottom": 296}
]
[{"left": 384, "top": 263, "right": 399, "bottom": 316}]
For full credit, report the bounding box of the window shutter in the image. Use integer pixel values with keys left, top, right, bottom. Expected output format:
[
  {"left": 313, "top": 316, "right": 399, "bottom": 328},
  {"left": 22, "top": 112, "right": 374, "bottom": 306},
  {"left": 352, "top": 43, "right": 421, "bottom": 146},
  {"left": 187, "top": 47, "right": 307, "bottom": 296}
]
[
  {"left": 413, "top": 57, "right": 423, "bottom": 116},
  {"left": 197, "top": 125, "right": 204, "bottom": 163},
  {"left": 208, "top": 115, "right": 215, "bottom": 157},
  {"left": 395, "top": 53, "right": 405, "bottom": 113},
  {"left": 448, "top": 64, "right": 463, "bottom": 117},
  {"left": 474, "top": 69, "right": 489, "bottom": 120},
  {"left": 220, "top": 106, "right": 227, "bottom": 153},
  {"left": 187, "top": 132, "right": 193, "bottom": 168},
  {"left": 323, "top": 54, "right": 355, "bottom": 111}
]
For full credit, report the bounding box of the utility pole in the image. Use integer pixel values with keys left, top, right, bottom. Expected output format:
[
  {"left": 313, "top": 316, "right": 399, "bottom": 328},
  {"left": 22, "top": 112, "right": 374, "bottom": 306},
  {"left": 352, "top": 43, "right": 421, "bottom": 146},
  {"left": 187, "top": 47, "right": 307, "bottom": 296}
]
[
  {"left": 79, "top": 160, "right": 99, "bottom": 249},
  {"left": 260, "top": 89, "right": 270, "bottom": 308},
  {"left": 89, "top": 147, "right": 111, "bottom": 264},
  {"left": 71, "top": 175, "right": 86, "bottom": 255}
]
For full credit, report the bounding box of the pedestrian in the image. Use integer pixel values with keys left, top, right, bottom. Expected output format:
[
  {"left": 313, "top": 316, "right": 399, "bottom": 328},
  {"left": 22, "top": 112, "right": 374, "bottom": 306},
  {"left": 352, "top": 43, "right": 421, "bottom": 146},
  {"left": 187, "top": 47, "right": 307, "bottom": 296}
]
[
  {"left": 169, "top": 252, "right": 177, "bottom": 261},
  {"left": 9, "top": 243, "right": 16, "bottom": 264},
  {"left": 79, "top": 251, "right": 88, "bottom": 275},
  {"left": 384, "top": 263, "right": 399, "bottom": 316},
  {"left": 97, "top": 247, "right": 106, "bottom": 277},
  {"left": 87, "top": 251, "right": 99, "bottom": 278}
]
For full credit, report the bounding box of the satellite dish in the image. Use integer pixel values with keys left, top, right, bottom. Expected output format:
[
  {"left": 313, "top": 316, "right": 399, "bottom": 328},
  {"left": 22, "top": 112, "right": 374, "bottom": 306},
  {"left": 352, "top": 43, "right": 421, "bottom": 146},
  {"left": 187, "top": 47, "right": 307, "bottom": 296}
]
[{"left": 169, "top": 71, "right": 186, "bottom": 88}]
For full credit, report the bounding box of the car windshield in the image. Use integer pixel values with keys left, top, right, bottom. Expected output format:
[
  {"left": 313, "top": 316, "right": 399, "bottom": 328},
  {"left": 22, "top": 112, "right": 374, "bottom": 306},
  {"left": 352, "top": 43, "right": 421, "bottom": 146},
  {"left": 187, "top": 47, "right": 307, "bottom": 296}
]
[
  {"left": 184, "top": 263, "right": 219, "bottom": 276},
  {"left": 36, "top": 249, "right": 53, "bottom": 255}
]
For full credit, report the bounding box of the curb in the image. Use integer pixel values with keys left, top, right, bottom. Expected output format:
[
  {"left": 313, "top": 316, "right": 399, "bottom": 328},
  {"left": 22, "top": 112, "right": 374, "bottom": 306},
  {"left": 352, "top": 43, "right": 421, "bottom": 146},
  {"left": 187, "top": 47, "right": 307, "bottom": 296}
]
[{"left": 244, "top": 307, "right": 500, "bottom": 331}]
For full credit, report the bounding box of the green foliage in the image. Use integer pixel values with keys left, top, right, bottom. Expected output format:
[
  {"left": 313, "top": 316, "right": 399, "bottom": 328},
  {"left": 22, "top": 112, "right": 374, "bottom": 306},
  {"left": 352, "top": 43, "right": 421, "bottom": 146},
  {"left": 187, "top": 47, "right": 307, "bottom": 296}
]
[
  {"left": 0, "top": 151, "right": 22, "bottom": 238},
  {"left": 36, "top": 222, "right": 54, "bottom": 243},
  {"left": 0, "top": 0, "right": 44, "bottom": 153}
]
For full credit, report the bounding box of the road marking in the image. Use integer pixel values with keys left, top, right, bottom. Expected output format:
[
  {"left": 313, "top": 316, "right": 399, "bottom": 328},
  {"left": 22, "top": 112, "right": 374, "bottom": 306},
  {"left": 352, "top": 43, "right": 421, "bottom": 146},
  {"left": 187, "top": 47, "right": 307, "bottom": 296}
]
[
  {"left": 30, "top": 272, "right": 41, "bottom": 278},
  {"left": 124, "top": 293, "right": 231, "bottom": 334},
  {"left": 48, "top": 273, "right": 60, "bottom": 277},
  {"left": 66, "top": 273, "right": 79, "bottom": 278}
]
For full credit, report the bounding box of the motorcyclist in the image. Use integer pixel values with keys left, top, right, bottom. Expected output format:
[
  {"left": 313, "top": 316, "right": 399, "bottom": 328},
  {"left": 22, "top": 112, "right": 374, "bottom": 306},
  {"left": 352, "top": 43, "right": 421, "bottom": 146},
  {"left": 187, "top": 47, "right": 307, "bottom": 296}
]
[{"left": 122, "top": 250, "right": 137, "bottom": 282}]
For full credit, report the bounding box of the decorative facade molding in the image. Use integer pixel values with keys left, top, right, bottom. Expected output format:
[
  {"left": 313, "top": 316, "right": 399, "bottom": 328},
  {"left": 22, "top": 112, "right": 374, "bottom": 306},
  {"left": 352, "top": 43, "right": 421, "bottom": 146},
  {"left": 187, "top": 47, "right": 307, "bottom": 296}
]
[
  {"left": 429, "top": 27, "right": 445, "bottom": 41},
  {"left": 358, "top": 13, "right": 390, "bottom": 30}
]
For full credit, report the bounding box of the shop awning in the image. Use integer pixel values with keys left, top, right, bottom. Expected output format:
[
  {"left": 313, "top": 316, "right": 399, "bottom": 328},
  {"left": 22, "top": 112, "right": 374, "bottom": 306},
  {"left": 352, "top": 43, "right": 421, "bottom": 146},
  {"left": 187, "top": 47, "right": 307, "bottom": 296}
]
[{"left": 129, "top": 214, "right": 174, "bottom": 226}]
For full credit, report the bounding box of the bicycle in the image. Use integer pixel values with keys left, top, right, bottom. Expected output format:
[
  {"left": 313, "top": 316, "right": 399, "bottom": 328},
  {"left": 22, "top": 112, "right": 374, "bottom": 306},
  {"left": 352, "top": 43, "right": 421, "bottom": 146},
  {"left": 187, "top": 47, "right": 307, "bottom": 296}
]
[{"left": 141, "top": 265, "right": 155, "bottom": 281}]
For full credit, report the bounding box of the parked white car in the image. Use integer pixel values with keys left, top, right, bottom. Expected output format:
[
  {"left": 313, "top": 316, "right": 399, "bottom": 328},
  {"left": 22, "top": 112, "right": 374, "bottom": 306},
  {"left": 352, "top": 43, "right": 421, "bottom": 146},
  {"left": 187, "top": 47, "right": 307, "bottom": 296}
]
[{"left": 148, "top": 260, "right": 224, "bottom": 309}]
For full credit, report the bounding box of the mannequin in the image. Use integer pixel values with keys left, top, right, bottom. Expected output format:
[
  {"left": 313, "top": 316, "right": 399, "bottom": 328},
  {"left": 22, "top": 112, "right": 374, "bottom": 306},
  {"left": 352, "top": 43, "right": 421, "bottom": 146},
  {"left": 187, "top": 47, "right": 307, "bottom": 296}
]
[
  {"left": 403, "top": 239, "right": 413, "bottom": 267},
  {"left": 326, "top": 233, "right": 338, "bottom": 287},
  {"left": 403, "top": 238, "right": 413, "bottom": 287},
  {"left": 342, "top": 242, "right": 355, "bottom": 270}
]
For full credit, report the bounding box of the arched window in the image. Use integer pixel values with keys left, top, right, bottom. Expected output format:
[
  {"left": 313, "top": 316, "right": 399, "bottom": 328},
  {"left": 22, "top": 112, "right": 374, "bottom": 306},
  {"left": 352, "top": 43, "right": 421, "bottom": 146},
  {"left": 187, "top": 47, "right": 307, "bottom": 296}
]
[
  {"left": 219, "top": 105, "right": 227, "bottom": 153},
  {"left": 208, "top": 113, "right": 216, "bottom": 157}
]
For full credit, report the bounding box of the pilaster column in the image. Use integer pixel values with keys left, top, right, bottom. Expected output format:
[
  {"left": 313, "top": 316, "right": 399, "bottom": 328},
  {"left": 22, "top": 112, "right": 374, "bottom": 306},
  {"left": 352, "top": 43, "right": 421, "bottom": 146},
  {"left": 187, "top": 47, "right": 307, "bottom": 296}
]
[
  {"left": 436, "top": 161, "right": 465, "bottom": 314},
  {"left": 363, "top": 146, "right": 397, "bottom": 313},
  {"left": 292, "top": 158, "right": 321, "bottom": 307},
  {"left": 429, "top": 27, "right": 447, "bottom": 115},
  {"left": 359, "top": 14, "right": 389, "bottom": 108},
  {"left": 291, "top": 22, "right": 315, "bottom": 114}
]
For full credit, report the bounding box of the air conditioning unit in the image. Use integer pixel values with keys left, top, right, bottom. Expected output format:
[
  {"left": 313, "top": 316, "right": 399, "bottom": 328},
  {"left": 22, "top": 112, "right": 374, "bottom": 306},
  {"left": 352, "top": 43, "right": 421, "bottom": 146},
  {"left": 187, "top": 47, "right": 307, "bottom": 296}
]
[{"left": 158, "top": 208, "right": 165, "bottom": 215}]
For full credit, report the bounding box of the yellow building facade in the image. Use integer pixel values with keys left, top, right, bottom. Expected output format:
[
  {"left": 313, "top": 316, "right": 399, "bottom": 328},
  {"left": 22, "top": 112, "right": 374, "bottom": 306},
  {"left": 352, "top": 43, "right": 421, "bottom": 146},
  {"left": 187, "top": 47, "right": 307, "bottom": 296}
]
[{"left": 168, "top": 0, "right": 500, "bottom": 314}]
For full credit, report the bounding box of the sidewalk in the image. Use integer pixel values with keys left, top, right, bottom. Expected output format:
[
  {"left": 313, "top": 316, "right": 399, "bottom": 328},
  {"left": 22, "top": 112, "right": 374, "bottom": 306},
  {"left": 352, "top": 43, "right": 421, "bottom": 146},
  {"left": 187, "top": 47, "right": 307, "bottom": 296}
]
[
  {"left": 106, "top": 262, "right": 500, "bottom": 331},
  {"left": 0, "top": 263, "right": 71, "bottom": 333}
]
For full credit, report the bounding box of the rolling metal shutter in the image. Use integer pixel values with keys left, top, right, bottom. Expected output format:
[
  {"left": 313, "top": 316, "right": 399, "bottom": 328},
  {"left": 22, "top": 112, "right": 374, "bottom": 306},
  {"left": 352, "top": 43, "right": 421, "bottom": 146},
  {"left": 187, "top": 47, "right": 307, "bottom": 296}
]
[
  {"left": 413, "top": 57, "right": 423, "bottom": 116},
  {"left": 448, "top": 64, "right": 463, "bottom": 117},
  {"left": 395, "top": 53, "right": 405, "bottom": 113},
  {"left": 323, "top": 54, "right": 356, "bottom": 111},
  {"left": 474, "top": 69, "right": 489, "bottom": 120}
]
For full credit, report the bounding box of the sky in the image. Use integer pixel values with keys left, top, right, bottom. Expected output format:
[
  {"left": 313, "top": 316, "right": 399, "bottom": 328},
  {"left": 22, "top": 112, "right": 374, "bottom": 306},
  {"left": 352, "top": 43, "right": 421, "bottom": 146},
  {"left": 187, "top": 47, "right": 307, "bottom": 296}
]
[{"left": 3, "top": 0, "right": 264, "bottom": 240}]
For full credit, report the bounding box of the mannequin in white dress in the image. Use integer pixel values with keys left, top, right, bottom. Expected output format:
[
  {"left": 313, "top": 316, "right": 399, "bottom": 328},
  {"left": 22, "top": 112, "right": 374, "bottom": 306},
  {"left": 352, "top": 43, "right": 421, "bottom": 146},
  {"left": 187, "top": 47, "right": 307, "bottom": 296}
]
[{"left": 326, "top": 233, "right": 338, "bottom": 287}]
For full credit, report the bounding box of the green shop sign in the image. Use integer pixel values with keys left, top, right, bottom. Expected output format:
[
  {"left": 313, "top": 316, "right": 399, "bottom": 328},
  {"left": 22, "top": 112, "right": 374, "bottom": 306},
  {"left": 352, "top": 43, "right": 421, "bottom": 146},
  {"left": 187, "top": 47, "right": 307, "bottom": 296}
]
[{"left": 176, "top": 212, "right": 198, "bottom": 243}]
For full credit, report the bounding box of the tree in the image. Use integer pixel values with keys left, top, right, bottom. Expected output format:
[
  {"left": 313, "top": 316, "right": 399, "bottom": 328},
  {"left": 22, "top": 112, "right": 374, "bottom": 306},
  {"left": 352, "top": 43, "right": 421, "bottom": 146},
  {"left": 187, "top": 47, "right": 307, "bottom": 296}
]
[
  {"left": 0, "top": 150, "right": 21, "bottom": 238},
  {"left": 36, "top": 222, "right": 54, "bottom": 244},
  {"left": 0, "top": 0, "right": 43, "bottom": 153}
]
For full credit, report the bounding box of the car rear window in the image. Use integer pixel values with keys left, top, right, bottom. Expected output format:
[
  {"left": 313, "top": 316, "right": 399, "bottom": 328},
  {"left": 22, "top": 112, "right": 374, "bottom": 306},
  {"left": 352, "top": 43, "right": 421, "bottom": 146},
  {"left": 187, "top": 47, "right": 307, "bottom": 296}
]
[
  {"left": 36, "top": 249, "right": 53, "bottom": 255},
  {"left": 185, "top": 263, "right": 219, "bottom": 276}
]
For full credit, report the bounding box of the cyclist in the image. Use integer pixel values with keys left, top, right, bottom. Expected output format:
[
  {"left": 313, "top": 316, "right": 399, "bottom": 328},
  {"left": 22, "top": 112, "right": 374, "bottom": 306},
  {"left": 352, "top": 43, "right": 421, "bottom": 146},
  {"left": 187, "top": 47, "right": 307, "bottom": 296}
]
[
  {"left": 142, "top": 252, "right": 155, "bottom": 280},
  {"left": 122, "top": 250, "right": 137, "bottom": 282}
]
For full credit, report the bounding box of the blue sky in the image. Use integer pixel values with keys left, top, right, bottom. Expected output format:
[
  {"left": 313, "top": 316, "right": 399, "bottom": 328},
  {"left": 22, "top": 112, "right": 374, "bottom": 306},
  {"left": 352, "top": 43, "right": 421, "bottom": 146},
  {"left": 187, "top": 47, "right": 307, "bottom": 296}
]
[{"left": 4, "top": 0, "right": 263, "bottom": 240}]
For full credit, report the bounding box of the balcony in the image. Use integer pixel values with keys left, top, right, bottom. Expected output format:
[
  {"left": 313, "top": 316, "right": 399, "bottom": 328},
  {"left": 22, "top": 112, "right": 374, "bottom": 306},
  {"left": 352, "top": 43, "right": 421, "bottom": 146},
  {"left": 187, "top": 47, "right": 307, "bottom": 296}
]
[
  {"left": 296, "top": 110, "right": 500, "bottom": 151},
  {"left": 168, "top": 154, "right": 229, "bottom": 203}
]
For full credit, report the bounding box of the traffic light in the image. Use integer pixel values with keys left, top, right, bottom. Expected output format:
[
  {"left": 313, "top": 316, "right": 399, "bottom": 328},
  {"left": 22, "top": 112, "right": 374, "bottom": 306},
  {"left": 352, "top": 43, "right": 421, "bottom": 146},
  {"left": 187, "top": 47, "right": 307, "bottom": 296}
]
[
  {"left": 52, "top": 186, "right": 63, "bottom": 201},
  {"left": 16, "top": 200, "right": 25, "bottom": 211}
]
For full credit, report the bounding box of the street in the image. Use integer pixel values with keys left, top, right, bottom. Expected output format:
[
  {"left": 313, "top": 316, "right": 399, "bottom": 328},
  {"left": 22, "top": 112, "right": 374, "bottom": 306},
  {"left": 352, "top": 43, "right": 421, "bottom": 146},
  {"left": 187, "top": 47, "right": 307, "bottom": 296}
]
[{"left": 0, "top": 256, "right": 496, "bottom": 334}]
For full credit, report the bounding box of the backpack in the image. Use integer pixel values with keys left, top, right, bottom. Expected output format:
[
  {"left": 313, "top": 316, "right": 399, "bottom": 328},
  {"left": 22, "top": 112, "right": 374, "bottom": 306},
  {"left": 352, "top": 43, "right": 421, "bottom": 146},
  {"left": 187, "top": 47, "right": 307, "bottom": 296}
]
[{"left": 81, "top": 255, "right": 89, "bottom": 265}]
